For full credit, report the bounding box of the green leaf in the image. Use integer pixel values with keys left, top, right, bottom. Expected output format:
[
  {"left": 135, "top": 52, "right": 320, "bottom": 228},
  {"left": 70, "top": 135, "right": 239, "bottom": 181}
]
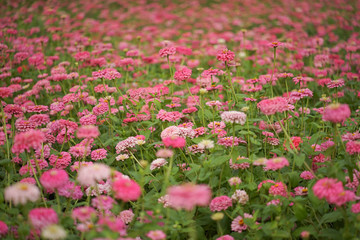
[
  {"left": 209, "top": 155, "right": 230, "bottom": 167},
  {"left": 318, "top": 229, "right": 342, "bottom": 239},
  {"left": 294, "top": 153, "right": 305, "bottom": 167},
  {"left": 293, "top": 203, "right": 307, "bottom": 220},
  {"left": 320, "top": 211, "right": 343, "bottom": 224}
]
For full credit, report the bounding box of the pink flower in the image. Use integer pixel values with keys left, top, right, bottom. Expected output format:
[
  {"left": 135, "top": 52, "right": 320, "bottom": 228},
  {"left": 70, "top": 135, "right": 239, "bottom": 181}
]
[
  {"left": 322, "top": 103, "right": 351, "bottom": 123},
  {"left": 231, "top": 190, "right": 249, "bottom": 204},
  {"left": 167, "top": 183, "right": 211, "bottom": 211},
  {"left": 210, "top": 196, "right": 233, "bottom": 212},
  {"left": 12, "top": 130, "right": 46, "bottom": 154},
  {"left": 217, "top": 48, "right": 235, "bottom": 62},
  {"left": 257, "top": 97, "right": 289, "bottom": 115},
  {"left": 174, "top": 66, "right": 192, "bottom": 82},
  {"left": 231, "top": 215, "right": 248, "bottom": 233},
  {"left": 163, "top": 137, "right": 186, "bottom": 148},
  {"left": 346, "top": 141, "right": 360, "bottom": 155},
  {"left": 40, "top": 169, "right": 69, "bottom": 190},
  {"left": 265, "top": 157, "right": 289, "bottom": 170},
  {"left": 351, "top": 202, "right": 360, "bottom": 213},
  {"left": 150, "top": 158, "right": 168, "bottom": 170},
  {"left": 313, "top": 178, "right": 344, "bottom": 201},
  {"left": 112, "top": 176, "right": 141, "bottom": 202},
  {"left": 156, "top": 109, "right": 183, "bottom": 122},
  {"left": 91, "top": 195, "right": 115, "bottom": 211},
  {"left": 0, "top": 220, "right": 8, "bottom": 236},
  {"left": 146, "top": 230, "right": 166, "bottom": 240},
  {"left": 5, "top": 182, "right": 40, "bottom": 205},
  {"left": 268, "top": 41, "right": 284, "bottom": 48},
  {"left": 269, "top": 182, "right": 287, "bottom": 197},
  {"left": 220, "top": 111, "right": 247, "bottom": 125},
  {"left": 72, "top": 206, "right": 96, "bottom": 222},
  {"left": 76, "top": 125, "right": 100, "bottom": 139},
  {"left": 217, "top": 235, "right": 234, "bottom": 240},
  {"left": 159, "top": 47, "right": 176, "bottom": 57},
  {"left": 77, "top": 163, "right": 111, "bottom": 186},
  {"left": 91, "top": 148, "right": 107, "bottom": 161},
  {"left": 119, "top": 209, "right": 135, "bottom": 224},
  {"left": 49, "top": 152, "right": 72, "bottom": 169},
  {"left": 28, "top": 208, "right": 58, "bottom": 230}
]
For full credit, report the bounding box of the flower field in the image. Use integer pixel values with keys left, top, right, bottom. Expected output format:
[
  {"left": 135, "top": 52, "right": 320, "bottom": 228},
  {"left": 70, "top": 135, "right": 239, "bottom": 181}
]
[{"left": 1, "top": 0, "right": 360, "bottom": 239}]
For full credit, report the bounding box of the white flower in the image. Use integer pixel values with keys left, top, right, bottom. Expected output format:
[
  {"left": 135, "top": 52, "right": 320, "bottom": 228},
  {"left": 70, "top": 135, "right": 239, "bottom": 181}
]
[
  {"left": 5, "top": 182, "right": 40, "bottom": 205},
  {"left": 41, "top": 224, "right": 67, "bottom": 240},
  {"left": 116, "top": 154, "right": 129, "bottom": 161},
  {"left": 150, "top": 158, "right": 168, "bottom": 171},
  {"left": 198, "top": 139, "right": 214, "bottom": 149},
  {"left": 231, "top": 190, "right": 249, "bottom": 205}
]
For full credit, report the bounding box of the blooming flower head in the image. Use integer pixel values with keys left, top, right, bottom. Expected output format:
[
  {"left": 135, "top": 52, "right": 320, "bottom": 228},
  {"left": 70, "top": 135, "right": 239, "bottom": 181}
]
[
  {"left": 112, "top": 175, "right": 141, "bottom": 202},
  {"left": 167, "top": 183, "right": 211, "bottom": 211},
  {"left": 257, "top": 97, "right": 289, "bottom": 115},
  {"left": 76, "top": 125, "right": 100, "bottom": 139},
  {"left": 77, "top": 163, "right": 111, "bottom": 186},
  {"left": 146, "top": 230, "right": 166, "bottom": 240},
  {"left": 265, "top": 157, "right": 289, "bottom": 171},
  {"left": 5, "top": 182, "right": 40, "bottom": 205},
  {"left": 217, "top": 48, "right": 235, "bottom": 62},
  {"left": 220, "top": 111, "right": 247, "bottom": 125},
  {"left": 41, "top": 224, "right": 67, "bottom": 240},
  {"left": 150, "top": 158, "right": 168, "bottom": 170},
  {"left": 163, "top": 136, "right": 186, "bottom": 148},
  {"left": 312, "top": 178, "right": 344, "bottom": 201},
  {"left": 322, "top": 103, "right": 351, "bottom": 123},
  {"left": 210, "top": 196, "right": 233, "bottom": 212},
  {"left": 231, "top": 190, "right": 249, "bottom": 204},
  {"left": 159, "top": 47, "right": 176, "bottom": 57},
  {"left": 269, "top": 182, "right": 287, "bottom": 197},
  {"left": 0, "top": 220, "right": 8, "bottom": 237},
  {"left": 28, "top": 208, "right": 58, "bottom": 230},
  {"left": 12, "top": 130, "right": 46, "bottom": 154},
  {"left": 198, "top": 139, "right": 215, "bottom": 149},
  {"left": 228, "top": 177, "right": 242, "bottom": 186},
  {"left": 40, "top": 169, "right": 69, "bottom": 190}
]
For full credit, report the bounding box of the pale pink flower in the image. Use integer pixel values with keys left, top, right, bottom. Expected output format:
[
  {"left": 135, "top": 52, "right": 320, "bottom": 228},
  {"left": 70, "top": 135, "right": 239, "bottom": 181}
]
[
  {"left": 5, "top": 182, "right": 40, "bottom": 205},
  {"left": 210, "top": 196, "right": 233, "bottom": 212},
  {"left": 167, "top": 183, "right": 211, "bottom": 211}
]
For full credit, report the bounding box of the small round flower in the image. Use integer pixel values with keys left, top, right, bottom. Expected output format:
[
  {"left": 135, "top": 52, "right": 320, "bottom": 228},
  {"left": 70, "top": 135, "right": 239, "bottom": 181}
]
[
  {"left": 146, "top": 230, "right": 166, "bottom": 240},
  {"left": 217, "top": 235, "right": 234, "bottom": 240},
  {"left": 231, "top": 190, "right": 249, "bottom": 204},
  {"left": 116, "top": 154, "right": 129, "bottom": 161},
  {"left": 119, "top": 209, "right": 134, "bottom": 224},
  {"left": 217, "top": 48, "right": 235, "bottom": 62},
  {"left": 300, "top": 171, "right": 315, "bottom": 180},
  {"left": 163, "top": 136, "right": 186, "bottom": 148},
  {"left": 28, "top": 208, "right": 58, "bottom": 230},
  {"left": 322, "top": 103, "right": 351, "bottom": 123},
  {"left": 40, "top": 169, "right": 69, "bottom": 190},
  {"left": 167, "top": 183, "right": 211, "bottom": 211},
  {"left": 72, "top": 206, "right": 96, "bottom": 222},
  {"left": 0, "top": 221, "right": 8, "bottom": 236},
  {"left": 220, "top": 111, "right": 247, "bottom": 125},
  {"left": 257, "top": 97, "right": 289, "bottom": 115},
  {"left": 5, "top": 182, "right": 40, "bottom": 205},
  {"left": 112, "top": 176, "right": 141, "bottom": 202},
  {"left": 91, "top": 148, "right": 107, "bottom": 161},
  {"left": 150, "top": 158, "right": 168, "bottom": 170},
  {"left": 351, "top": 202, "right": 360, "bottom": 214},
  {"left": 228, "top": 177, "right": 242, "bottom": 186},
  {"left": 156, "top": 149, "right": 174, "bottom": 158},
  {"left": 231, "top": 215, "right": 247, "bottom": 233},
  {"left": 76, "top": 125, "right": 100, "bottom": 138},
  {"left": 198, "top": 139, "right": 215, "bottom": 149},
  {"left": 269, "top": 182, "right": 287, "bottom": 197},
  {"left": 77, "top": 163, "right": 111, "bottom": 186},
  {"left": 41, "top": 224, "right": 67, "bottom": 240},
  {"left": 210, "top": 196, "right": 233, "bottom": 212},
  {"left": 265, "top": 157, "right": 289, "bottom": 171}
]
